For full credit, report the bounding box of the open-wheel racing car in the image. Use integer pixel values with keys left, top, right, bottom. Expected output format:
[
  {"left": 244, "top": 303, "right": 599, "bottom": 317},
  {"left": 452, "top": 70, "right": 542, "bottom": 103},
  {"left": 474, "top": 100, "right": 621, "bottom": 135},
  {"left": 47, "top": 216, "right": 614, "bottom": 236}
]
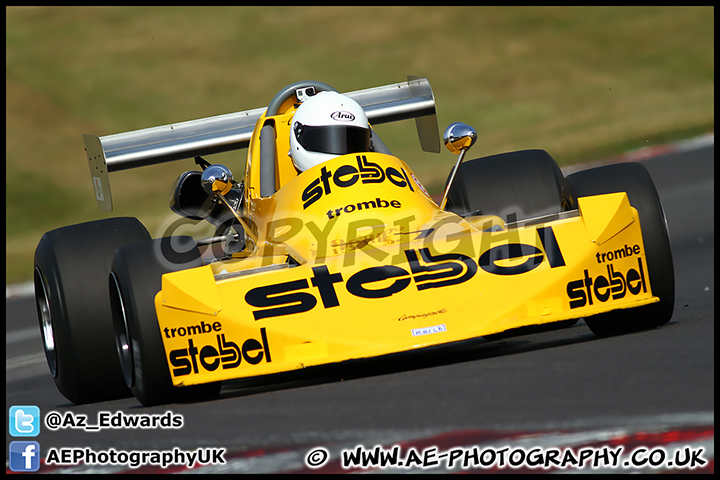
[{"left": 34, "top": 76, "right": 675, "bottom": 406}]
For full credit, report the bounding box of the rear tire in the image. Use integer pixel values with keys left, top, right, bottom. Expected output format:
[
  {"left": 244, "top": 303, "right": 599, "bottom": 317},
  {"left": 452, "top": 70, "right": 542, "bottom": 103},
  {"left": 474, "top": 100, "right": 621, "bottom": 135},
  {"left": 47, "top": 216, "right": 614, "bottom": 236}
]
[
  {"left": 109, "top": 236, "right": 221, "bottom": 406},
  {"left": 444, "top": 149, "right": 564, "bottom": 221},
  {"left": 561, "top": 162, "right": 675, "bottom": 336},
  {"left": 33, "top": 217, "right": 151, "bottom": 404}
]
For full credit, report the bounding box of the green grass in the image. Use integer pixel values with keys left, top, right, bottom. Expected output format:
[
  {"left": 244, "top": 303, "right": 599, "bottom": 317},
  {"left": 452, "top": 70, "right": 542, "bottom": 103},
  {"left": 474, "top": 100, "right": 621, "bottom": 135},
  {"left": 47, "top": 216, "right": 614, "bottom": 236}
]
[{"left": 5, "top": 6, "right": 714, "bottom": 284}]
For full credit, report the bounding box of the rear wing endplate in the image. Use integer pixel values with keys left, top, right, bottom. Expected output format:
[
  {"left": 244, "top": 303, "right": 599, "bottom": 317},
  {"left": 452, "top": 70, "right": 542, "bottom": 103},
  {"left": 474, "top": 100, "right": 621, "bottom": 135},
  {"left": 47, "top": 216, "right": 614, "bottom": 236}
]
[{"left": 84, "top": 76, "right": 439, "bottom": 211}]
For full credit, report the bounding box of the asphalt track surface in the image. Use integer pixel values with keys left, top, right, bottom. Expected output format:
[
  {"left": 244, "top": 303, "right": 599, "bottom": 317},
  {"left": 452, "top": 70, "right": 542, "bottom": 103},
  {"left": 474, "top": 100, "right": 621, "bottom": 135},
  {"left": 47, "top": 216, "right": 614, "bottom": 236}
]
[{"left": 6, "top": 142, "right": 714, "bottom": 473}]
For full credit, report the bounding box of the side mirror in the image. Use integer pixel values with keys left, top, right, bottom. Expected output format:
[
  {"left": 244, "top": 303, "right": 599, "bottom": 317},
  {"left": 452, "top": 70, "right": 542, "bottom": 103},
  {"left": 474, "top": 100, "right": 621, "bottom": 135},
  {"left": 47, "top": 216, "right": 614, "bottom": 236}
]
[
  {"left": 201, "top": 164, "right": 235, "bottom": 196},
  {"left": 199, "top": 164, "right": 260, "bottom": 248},
  {"left": 443, "top": 122, "right": 477, "bottom": 154},
  {"left": 440, "top": 122, "right": 477, "bottom": 210}
]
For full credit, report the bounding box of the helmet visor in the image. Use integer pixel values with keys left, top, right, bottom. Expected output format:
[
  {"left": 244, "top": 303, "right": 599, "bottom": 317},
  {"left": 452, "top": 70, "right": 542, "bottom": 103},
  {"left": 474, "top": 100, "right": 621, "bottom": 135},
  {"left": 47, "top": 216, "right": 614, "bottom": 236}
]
[{"left": 295, "top": 123, "right": 371, "bottom": 156}]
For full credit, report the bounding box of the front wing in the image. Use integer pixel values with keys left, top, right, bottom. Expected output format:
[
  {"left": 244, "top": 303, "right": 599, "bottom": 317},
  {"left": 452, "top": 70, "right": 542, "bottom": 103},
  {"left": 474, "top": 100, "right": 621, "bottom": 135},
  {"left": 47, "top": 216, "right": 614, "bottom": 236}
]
[{"left": 156, "top": 192, "right": 658, "bottom": 387}]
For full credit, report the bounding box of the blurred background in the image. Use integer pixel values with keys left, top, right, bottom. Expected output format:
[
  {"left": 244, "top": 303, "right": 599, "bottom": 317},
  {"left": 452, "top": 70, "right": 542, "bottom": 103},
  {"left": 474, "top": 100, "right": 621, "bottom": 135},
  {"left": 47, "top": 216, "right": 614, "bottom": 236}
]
[{"left": 6, "top": 6, "right": 714, "bottom": 284}]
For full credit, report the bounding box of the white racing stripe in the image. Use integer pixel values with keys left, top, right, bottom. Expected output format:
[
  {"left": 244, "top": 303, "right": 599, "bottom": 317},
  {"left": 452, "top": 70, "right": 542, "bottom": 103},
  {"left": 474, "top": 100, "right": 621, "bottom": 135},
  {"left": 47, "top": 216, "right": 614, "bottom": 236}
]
[
  {"left": 6, "top": 352, "right": 46, "bottom": 370},
  {"left": 6, "top": 281, "right": 34, "bottom": 299},
  {"left": 6, "top": 327, "right": 40, "bottom": 345}
]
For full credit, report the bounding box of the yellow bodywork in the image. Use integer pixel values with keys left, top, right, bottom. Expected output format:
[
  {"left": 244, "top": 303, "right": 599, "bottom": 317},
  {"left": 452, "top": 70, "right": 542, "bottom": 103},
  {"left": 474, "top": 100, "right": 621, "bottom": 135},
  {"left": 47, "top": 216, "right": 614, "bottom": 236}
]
[{"left": 155, "top": 107, "right": 658, "bottom": 387}]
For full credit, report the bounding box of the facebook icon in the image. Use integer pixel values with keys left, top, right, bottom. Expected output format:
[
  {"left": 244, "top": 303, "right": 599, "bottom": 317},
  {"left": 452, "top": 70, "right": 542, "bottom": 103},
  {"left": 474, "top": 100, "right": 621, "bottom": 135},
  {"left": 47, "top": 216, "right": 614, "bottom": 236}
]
[{"left": 9, "top": 441, "right": 41, "bottom": 472}]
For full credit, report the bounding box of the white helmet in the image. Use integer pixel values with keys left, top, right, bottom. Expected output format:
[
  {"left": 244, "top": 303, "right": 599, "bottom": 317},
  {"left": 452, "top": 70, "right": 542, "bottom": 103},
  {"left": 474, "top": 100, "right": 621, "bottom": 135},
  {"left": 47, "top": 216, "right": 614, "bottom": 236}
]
[{"left": 289, "top": 91, "right": 372, "bottom": 172}]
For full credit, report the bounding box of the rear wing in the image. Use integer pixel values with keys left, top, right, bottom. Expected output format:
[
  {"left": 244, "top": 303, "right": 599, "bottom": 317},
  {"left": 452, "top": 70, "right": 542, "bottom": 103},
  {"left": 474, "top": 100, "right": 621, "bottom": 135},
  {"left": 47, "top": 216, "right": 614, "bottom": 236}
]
[{"left": 85, "top": 76, "right": 439, "bottom": 211}]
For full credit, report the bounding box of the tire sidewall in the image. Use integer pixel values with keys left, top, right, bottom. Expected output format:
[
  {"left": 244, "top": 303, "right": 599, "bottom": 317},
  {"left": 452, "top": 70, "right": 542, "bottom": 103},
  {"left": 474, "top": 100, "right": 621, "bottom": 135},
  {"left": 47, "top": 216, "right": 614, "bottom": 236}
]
[
  {"left": 33, "top": 217, "right": 150, "bottom": 404},
  {"left": 445, "top": 149, "right": 564, "bottom": 221},
  {"left": 110, "top": 236, "right": 218, "bottom": 406}
]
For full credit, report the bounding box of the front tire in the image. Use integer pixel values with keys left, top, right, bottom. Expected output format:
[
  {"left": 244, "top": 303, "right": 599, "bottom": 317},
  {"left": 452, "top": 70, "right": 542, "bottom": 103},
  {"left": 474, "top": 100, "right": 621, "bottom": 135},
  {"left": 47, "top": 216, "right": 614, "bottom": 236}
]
[
  {"left": 561, "top": 162, "right": 675, "bottom": 336},
  {"left": 33, "top": 217, "right": 151, "bottom": 404},
  {"left": 109, "top": 236, "right": 221, "bottom": 406},
  {"left": 444, "top": 149, "right": 564, "bottom": 221},
  {"left": 444, "top": 149, "right": 579, "bottom": 336}
]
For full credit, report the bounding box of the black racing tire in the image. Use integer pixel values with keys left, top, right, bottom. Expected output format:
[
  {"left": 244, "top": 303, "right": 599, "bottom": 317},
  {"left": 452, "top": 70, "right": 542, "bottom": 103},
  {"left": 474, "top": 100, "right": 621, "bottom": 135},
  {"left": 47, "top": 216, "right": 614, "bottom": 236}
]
[
  {"left": 33, "top": 217, "right": 151, "bottom": 404},
  {"left": 109, "top": 236, "right": 221, "bottom": 406},
  {"left": 444, "top": 149, "right": 564, "bottom": 221},
  {"left": 561, "top": 162, "right": 675, "bottom": 336}
]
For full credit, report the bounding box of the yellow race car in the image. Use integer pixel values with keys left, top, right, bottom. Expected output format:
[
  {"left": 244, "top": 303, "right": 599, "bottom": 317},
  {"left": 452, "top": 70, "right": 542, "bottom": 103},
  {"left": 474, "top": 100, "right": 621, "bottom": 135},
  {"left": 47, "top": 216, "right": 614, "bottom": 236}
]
[{"left": 34, "top": 77, "right": 674, "bottom": 406}]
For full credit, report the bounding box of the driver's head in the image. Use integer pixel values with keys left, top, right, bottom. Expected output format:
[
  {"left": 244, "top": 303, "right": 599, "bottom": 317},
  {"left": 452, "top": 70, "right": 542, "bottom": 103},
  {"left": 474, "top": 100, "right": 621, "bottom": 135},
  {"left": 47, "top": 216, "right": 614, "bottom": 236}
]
[{"left": 289, "top": 91, "right": 372, "bottom": 172}]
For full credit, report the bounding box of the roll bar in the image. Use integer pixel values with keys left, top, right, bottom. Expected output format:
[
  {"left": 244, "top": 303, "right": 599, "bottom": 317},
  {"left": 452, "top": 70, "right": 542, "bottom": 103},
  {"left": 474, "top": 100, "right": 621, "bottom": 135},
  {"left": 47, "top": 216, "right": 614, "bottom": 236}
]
[{"left": 85, "top": 76, "right": 439, "bottom": 211}]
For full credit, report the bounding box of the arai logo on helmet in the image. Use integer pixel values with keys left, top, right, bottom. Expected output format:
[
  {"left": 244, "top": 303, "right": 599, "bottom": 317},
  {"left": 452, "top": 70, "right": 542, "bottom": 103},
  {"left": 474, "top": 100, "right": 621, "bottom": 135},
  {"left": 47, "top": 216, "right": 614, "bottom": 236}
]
[{"left": 331, "top": 111, "right": 356, "bottom": 122}]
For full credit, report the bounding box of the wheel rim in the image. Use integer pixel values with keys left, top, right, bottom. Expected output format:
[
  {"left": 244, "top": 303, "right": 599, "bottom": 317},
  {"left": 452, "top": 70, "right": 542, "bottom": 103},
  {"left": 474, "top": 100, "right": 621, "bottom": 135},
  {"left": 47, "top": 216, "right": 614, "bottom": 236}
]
[
  {"left": 109, "top": 272, "right": 134, "bottom": 388},
  {"left": 34, "top": 267, "right": 57, "bottom": 378}
]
